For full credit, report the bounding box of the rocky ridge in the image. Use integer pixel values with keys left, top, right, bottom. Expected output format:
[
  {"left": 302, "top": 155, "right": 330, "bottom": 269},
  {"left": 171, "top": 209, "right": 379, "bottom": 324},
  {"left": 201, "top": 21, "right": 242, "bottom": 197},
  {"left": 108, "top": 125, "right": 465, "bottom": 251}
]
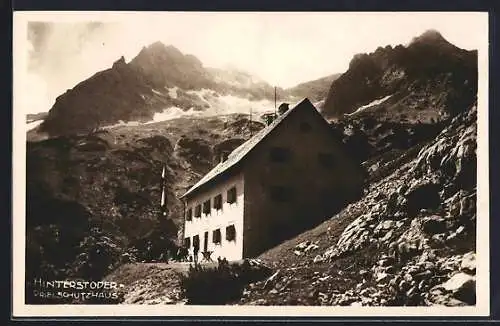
[{"left": 322, "top": 30, "right": 477, "bottom": 123}]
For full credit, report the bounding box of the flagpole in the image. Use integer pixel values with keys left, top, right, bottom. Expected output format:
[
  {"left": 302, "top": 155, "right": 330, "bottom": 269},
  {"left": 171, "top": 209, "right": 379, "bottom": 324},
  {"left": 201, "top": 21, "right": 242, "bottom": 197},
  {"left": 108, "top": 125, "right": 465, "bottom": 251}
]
[{"left": 160, "top": 164, "right": 166, "bottom": 217}]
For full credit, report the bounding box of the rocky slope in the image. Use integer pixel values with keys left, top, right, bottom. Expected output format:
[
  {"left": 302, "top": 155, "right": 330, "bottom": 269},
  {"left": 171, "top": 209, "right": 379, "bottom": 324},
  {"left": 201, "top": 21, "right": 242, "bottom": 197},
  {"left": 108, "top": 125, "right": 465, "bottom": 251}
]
[
  {"left": 322, "top": 30, "right": 477, "bottom": 123},
  {"left": 239, "top": 103, "right": 477, "bottom": 306},
  {"left": 27, "top": 112, "right": 48, "bottom": 123},
  {"left": 285, "top": 74, "right": 341, "bottom": 104}
]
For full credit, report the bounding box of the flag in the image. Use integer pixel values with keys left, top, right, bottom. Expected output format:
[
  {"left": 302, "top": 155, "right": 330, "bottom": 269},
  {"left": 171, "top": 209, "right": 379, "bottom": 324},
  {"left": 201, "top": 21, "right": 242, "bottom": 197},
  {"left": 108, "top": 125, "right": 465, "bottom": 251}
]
[{"left": 160, "top": 163, "right": 167, "bottom": 214}]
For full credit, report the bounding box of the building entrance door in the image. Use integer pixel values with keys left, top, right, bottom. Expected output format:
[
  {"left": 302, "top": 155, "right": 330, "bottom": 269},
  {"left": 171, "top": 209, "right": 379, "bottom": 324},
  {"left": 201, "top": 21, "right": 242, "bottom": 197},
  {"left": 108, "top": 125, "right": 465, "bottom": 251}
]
[{"left": 203, "top": 231, "right": 208, "bottom": 252}]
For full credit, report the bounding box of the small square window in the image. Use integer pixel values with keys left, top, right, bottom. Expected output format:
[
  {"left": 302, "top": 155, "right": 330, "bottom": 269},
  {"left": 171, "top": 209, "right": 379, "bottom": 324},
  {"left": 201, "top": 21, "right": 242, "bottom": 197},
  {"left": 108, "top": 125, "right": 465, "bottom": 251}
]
[
  {"left": 269, "top": 186, "right": 294, "bottom": 202},
  {"left": 269, "top": 147, "right": 292, "bottom": 163},
  {"left": 318, "top": 153, "right": 335, "bottom": 168},
  {"left": 214, "top": 194, "right": 223, "bottom": 210},
  {"left": 226, "top": 225, "right": 236, "bottom": 241},
  {"left": 203, "top": 199, "right": 211, "bottom": 215},
  {"left": 212, "top": 229, "right": 221, "bottom": 244},
  {"left": 300, "top": 121, "right": 312, "bottom": 132},
  {"left": 194, "top": 205, "right": 201, "bottom": 218},
  {"left": 227, "top": 187, "right": 237, "bottom": 204},
  {"left": 186, "top": 208, "right": 193, "bottom": 221}
]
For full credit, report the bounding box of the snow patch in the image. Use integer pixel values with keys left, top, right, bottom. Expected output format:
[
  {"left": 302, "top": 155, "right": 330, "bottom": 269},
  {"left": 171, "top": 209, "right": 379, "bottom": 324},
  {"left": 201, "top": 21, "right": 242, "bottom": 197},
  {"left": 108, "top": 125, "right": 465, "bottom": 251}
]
[
  {"left": 102, "top": 120, "right": 142, "bottom": 129},
  {"left": 26, "top": 120, "right": 43, "bottom": 132},
  {"left": 183, "top": 89, "right": 277, "bottom": 117},
  {"left": 101, "top": 92, "right": 299, "bottom": 128},
  {"left": 152, "top": 89, "right": 164, "bottom": 96},
  {"left": 347, "top": 94, "right": 393, "bottom": 116},
  {"left": 166, "top": 87, "right": 178, "bottom": 99},
  {"left": 146, "top": 107, "right": 205, "bottom": 123}
]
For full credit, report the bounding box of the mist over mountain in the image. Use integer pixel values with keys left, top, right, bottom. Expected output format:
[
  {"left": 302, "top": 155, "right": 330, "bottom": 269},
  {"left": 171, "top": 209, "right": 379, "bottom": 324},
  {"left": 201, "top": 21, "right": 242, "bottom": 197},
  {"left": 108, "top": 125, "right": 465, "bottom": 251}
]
[{"left": 38, "top": 42, "right": 291, "bottom": 136}]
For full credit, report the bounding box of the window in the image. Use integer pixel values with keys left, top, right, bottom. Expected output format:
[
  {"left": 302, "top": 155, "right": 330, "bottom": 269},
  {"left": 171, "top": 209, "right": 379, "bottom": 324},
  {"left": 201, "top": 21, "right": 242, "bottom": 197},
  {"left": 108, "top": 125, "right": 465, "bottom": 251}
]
[
  {"left": 194, "top": 204, "right": 201, "bottom": 218},
  {"left": 212, "top": 229, "right": 221, "bottom": 244},
  {"left": 203, "top": 199, "right": 211, "bottom": 215},
  {"left": 269, "top": 147, "right": 292, "bottom": 163},
  {"left": 213, "top": 194, "right": 223, "bottom": 210},
  {"left": 300, "top": 121, "right": 312, "bottom": 132},
  {"left": 269, "top": 186, "right": 294, "bottom": 202},
  {"left": 226, "top": 225, "right": 236, "bottom": 241},
  {"left": 186, "top": 208, "right": 192, "bottom": 221},
  {"left": 227, "top": 187, "right": 237, "bottom": 204},
  {"left": 193, "top": 235, "right": 200, "bottom": 247},
  {"left": 184, "top": 237, "right": 191, "bottom": 248},
  {"left": 318, "top": 153, "right": 336, "bottom": 168}
]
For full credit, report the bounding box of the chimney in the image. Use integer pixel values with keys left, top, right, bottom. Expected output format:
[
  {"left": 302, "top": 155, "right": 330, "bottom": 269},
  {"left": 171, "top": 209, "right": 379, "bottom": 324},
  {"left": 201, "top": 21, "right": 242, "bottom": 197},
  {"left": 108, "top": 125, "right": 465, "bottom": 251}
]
[
  {"left": 264, "top": 113, "right": 276, "bottom": 126},
  {"left": 220, "top": 151, "right": 229, "bottom": 163},
  {"left": 278, "top": 103, "right": 289, "bottom": 115}
]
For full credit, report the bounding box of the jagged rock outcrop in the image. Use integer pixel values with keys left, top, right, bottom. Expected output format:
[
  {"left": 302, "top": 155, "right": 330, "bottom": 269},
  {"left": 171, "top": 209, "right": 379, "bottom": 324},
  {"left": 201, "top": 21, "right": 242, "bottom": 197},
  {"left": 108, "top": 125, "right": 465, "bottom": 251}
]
[
  {"left": 38, "top": 42, "right": 291, "bottom": 136},
  {"left": 284, "top": 74, "right": 341, "bottom": 103},
  {"left": 322, "top": 30, "right": 477, "bottom": 123}
]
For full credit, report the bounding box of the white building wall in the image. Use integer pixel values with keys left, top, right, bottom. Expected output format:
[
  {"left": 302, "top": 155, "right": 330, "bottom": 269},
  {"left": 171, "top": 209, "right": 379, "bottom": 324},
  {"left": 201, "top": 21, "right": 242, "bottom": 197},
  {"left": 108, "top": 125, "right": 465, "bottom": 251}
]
[{"left": 183, "top": 172, "right": 245, "bottom": 261}]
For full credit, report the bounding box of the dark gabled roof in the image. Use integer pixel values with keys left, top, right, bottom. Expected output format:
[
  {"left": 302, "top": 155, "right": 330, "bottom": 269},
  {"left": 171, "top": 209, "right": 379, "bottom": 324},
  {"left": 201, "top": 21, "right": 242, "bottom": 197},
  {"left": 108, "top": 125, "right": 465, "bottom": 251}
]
[{"left": 180, "top": 98, "right": 315, "bottom": 199}]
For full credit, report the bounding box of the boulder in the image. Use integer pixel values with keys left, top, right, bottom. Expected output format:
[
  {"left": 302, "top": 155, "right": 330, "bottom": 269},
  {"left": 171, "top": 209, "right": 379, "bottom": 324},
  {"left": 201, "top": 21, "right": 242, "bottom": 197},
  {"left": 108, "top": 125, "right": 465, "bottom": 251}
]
[
  {"left": 375, "top": 272, "right": 390, "bottom": 282},
  {"left": 295, "top": 241, "right": 311, "bottom": 251},
  {"left": 421, "top": 216, "right": 448, "bottom": 235},
  {"left": 405, "top": 180, "right": 442, "bottom": 216},
  {"left": 304, "top": 243, "right": 319, "bottom": 252},
  {"left": 263, "top": 270, "right": 281, "bottom": 290},
  {"left": 430, "top": 233, "right": 446, "bottom": 248},
  {"left": 460, "top": 252, "right": 476, "bottom": 275},
  {"left": 433, "top": 272, "right": 476, "bottom": 305},
  {"left": 313, "top": 255, "right": 324, "bottom": 263}
]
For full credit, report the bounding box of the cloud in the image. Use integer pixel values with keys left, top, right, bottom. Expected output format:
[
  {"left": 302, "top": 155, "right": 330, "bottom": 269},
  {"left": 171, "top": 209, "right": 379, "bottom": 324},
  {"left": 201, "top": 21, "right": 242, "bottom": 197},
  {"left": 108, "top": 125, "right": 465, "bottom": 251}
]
[{"left": 20, "top": 12, "right": 487, "bottom": 114}]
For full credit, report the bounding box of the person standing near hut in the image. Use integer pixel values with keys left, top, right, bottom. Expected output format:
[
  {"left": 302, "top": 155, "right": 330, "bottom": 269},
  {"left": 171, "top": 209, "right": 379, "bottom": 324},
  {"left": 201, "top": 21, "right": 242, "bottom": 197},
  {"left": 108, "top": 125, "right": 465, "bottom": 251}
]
[{"left": 193, "top": 240, "right": 200, "bottom": 265}]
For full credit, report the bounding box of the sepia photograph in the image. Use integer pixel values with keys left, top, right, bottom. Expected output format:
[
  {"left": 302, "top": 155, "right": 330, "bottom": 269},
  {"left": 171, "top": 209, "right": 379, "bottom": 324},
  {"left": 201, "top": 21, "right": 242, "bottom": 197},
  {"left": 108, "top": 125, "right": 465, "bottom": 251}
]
[{"left": 12, "top": 11, "right": 489, "bottom": 317}]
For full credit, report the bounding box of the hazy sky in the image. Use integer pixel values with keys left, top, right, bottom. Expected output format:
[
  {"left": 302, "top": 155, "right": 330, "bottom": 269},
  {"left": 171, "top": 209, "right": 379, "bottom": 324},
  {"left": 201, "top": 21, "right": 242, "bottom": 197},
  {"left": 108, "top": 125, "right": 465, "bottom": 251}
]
[{"left": 15, "top": 11, "right": 488, "bottom": 114}]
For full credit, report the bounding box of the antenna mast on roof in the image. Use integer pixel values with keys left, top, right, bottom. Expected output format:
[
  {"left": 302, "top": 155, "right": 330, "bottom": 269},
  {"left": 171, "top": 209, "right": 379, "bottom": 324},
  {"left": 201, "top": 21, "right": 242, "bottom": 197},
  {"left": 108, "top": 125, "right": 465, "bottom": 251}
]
[
  {"left": 249, "top": 107, "right": 253, "bottom": 137},
  {"left": 274, "top": 86, "right": 277, "bottom": 117}
]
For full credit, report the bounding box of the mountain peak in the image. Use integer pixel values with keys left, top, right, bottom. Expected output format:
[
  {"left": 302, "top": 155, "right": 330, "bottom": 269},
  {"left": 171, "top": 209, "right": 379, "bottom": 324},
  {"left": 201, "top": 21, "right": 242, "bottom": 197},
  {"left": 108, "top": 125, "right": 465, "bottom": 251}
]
[
  {"left": 112, "top": 56, "right": 127, "bottom": 69},
  {"left": 147, "top": 42, "right": 181, "bottom": 53},
  {"left": 134, "top": 42, "right": 184, "bottom": 61},
  {"left": 410, "top": 29, "right": 449, "bottom": 45}
]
